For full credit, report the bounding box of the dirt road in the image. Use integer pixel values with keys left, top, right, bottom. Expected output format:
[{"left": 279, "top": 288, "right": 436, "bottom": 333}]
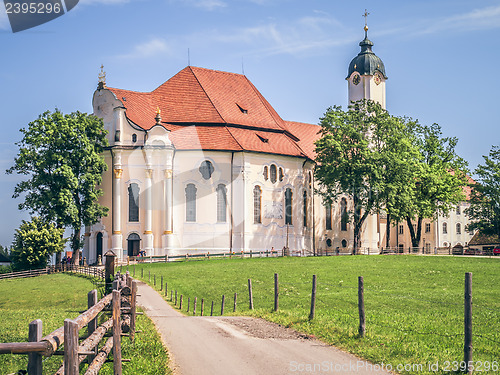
[{"left": 137, "top": 281, "right": 392, "bottom": 374}]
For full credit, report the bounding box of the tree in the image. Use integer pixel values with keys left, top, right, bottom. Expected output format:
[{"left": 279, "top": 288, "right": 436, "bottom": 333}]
[
  {"left": 7, "top": 110, "right": 108, "bottom": 265},
  {"left": 10, "top": 217, "right": 66, "bottom": 270},
  {"left": 403, "top": 123, "right": 468, "bottom": 248},
  {"left": 315, "top": 100, "right": 408, "bottom": 254},
  {"left": 466, "top": 145, "right": 500, "bottom": 237}
]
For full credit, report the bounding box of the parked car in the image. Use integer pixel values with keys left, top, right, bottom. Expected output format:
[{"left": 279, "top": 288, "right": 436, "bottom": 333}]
[
  {"left": 464, "top": 248, "right": 481, "bottom": 255},
  {"left": 493, "top": 246, "right": 500, "bottom": 256}
]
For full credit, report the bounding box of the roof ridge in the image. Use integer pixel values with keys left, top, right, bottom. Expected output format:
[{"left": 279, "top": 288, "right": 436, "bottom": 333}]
[
  {"left": 225, "top": 126, "right": 244, "bottom": 150},
  {"left": 244, "top": 76, "right": 285, "bottom": 131},
  {"left": 189, "top": 66, "right": 225, "bottom": 124}
]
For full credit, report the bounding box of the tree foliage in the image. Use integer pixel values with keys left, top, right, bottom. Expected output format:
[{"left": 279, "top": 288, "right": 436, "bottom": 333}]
[
  {"left": 315, "top": 100, "right": 413, "bottom": 254},
  {"left": 7, "top": 110, "right": 109, "bottom": 264},
  {"left": 10, "top": 217, "right": 66, "bottom": 270},
  {"left": 466, "top": 146, "right": 500, "bottom": 237},
  {"left": 403, "top": 124, "right": 468, "bottom": 247}
]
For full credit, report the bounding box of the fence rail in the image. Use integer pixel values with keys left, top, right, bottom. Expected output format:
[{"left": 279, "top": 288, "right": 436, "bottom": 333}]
[
  {"left": 0, "top": 265, "right": 105, "bottom": 281},
  {"left": 0, "top": 271, "right": 136, "bottom": 375}
]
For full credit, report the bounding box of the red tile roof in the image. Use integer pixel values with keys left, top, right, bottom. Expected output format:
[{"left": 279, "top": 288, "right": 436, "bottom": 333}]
[{"left": 106, "top": 66, "right": 319, "bottom": 158}]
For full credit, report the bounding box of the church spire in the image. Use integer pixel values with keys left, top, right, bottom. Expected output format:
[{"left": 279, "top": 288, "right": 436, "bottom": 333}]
[{"left": 363, "top": 9, "right": 369, "bottom": 38}]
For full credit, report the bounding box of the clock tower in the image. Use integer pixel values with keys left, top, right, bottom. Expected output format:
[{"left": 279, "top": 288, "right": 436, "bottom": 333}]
[{"left": 347, "top": 14, "right": 387, "bottom": 109}]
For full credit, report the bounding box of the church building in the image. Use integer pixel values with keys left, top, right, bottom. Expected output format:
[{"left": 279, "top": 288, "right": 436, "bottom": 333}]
[{"left": 84, "top": 26, "right": 388, "bottom": 263}]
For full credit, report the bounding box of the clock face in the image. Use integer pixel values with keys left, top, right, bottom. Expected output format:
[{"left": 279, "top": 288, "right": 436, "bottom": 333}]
[
  {"left": 352, "top": 74, "right": 360, "bottom": 86},
  {"left": 374, "top": 73, "right": 382, "bottom": 85}
]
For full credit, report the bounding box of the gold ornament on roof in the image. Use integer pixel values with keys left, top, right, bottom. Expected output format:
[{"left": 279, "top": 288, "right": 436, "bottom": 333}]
[
  {"left": 363, "top": 9, "right": 370, "bottom": 34},
  {"left": 98, "top": 64, "right": 106, "bottom": 89}
]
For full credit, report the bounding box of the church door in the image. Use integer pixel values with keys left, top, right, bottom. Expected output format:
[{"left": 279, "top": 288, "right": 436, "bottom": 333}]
[
  {"left": 127, "top": 233, "right": 141, "bottom": 257},
  {"left": 96, "top": 232, "right": 103, "bottom": 261}
]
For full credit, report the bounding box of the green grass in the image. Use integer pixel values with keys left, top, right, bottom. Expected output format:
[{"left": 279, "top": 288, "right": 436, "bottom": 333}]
[
  {"left": 0, "top": 273, "right": 170, "bottom": 375},
  {"left": 129, "top": 256, "right": 500, "bottom": 375}
]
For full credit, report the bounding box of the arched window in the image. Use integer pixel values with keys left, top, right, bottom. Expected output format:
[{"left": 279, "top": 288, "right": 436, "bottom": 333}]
[
  {"left": 303, "top": 190, "right": 307, "bottom": 228},
  {"left": 253, "top": 186, "right": 262, "bottom": 224},
  {"left": 127, "top": 233, "right": 140, "bottom": 257},
  {"left": 325, "top": 203, "right": 332, "bottom": 230},
  {"left": 270, "top": 164, "right": 277, "bottom": 183},
  {"left": 217, "top": 184, "right": 227, "bottom": 223},
  {"left": 456, "top": 206, "right": 461, "bottom": 215},
  {"left": 285, "top": 188, "right": 293, "bottom": 225},
  {"left": 96, "top": 232, "right": 103, "bottom": 260},
  {"left": 341, "top": 239, "right": 348, "bottom": 248},
  {"left": 263, "top": 166, "right": 268, "bottom": 181},
  {"left": 442, "top": 222, "right": 448, "bottom": 234},
  {"left": 456, "top": 223, "right": 461, "bottom": 234},
  {"left": 279, "top": 167, "right": 284, "bottom": 182},
  {"left": 185, "top": 184, "right": 197, "bottom": 222},
  {"left": 128, "top": 183, "right": 140, "bottom": 222},
  {"left": 341, "top": 198, "right": 348, "bottom": 231},
  {"left": 199, "top": 160, "right": 214, "bottom": 180}
]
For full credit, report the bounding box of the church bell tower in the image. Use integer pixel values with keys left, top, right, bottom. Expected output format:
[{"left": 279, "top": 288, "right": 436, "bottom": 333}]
[{"left": 347, "top": 11, "right": 387, "bottom": 109}]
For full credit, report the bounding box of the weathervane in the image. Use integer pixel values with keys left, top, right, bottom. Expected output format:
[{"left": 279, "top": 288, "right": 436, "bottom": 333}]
[
  {"left": 363, "top": 9, "right": 370, "bottom": 36},
  {"left": 98, "top": 64, "right": 106, "bottom": 89}
]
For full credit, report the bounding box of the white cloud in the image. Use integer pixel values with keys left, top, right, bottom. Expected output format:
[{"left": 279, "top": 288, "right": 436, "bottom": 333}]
[
  {"left": 415, "top": 5, "right": 500, "bottom": 35},
  {"left": 117, "top": 37, "right": 171, "bottom": 59}
]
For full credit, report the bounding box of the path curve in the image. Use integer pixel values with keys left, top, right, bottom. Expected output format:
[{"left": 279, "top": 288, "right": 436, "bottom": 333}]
[{"left": 137, "top": 281, "right": 392, "bottom": 375}]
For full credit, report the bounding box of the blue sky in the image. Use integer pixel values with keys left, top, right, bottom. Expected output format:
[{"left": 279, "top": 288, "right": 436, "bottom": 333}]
[{"left": 0, "top": 0, "right": 499, "bottom": 246}]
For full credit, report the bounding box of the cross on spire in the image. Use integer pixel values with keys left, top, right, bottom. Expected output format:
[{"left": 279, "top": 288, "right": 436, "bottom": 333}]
[{"left": 362, "top": 9, "right": 370, "bottom": 37}]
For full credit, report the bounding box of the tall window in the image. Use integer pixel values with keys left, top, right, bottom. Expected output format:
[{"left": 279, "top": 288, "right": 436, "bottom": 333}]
[
  {"left": 185, "top": 184, "right": 197, "bottom": 222},
  {"left": 341, "top": 198, "right": 348, "bottom": 231},
  {"left": 325, "top": 203, "right": 332, "bottom": 230},
  {"left": 443, "top": 222, "right": 448, "bottom": 234},
  {"left": 253, "top": 186, "right": 262, "bottom": 224},
  {"left": 399, "top": 225, "right": 404, "bottom": 235},
  {"left": 456, "top": 206, "right": 461, "bottom": 215},
  {"left": 263, "top": 166, "right": 268, "bottom": 181},
  {"left": 425, "top": 223, "right": 431, "bottom": 233},
  {"left": 270, "top": 164, "right": 277, "bottom": 183},
  {"left": 128, "top": 183, "right": 140, "bottom": 222},
  {"left": 279, "top": 167, "right": 284, "bottom": 182},
  {"left": 303, "top": 190, "right": 307, "bottom": 228},
  {"left": 456, "top": 223, "right": 461, "bottom": 234},
  {"left": 285, "top": 188, "right": 293, "bottom": 225},
  {"left": 217, "top": 184, "right": 227, "bottom": 222}
]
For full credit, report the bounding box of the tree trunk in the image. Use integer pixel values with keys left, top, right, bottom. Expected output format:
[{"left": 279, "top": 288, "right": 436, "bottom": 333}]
[
  {"left": 71, "top": 227, "right": 81, "bottom": 265},
  {"left": 406, "top": 216, "right": 423, "bottom": 248},
  {"left": 386, "top": 213, "right": 391, "bottom": 248}
]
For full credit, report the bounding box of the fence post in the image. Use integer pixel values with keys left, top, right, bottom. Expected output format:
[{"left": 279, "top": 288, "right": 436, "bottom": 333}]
[
  {"left": 180, "top": 295, "right": 183, "bottom": 310},
  {"left": 221, "top": 295, "right": 225, "bottom": 315},
  {"left": 201, "top": 298, "right": 204, "bottom": 316},
  {"left": 28, "top": 319, "right": 43, "bottom": 375},
  {"left": 160, "top": 276, "right": 163, "bottom": 291},
  {"left": 211, "top": 301, "right": 214, "bottom": 316},
  {"left": 130, "top": 281, "right": 137, "bottom": 342},
  {"left": 309, "top": 274, "right": 317, "bottom": 321},
  {"left": 248, "top": 279, "right": 254, "bottom": 310},
  {"left": 64, "top": 319, "right": 79, "bottom": 375},
  {"left": 233, "top": 293, "right": 237, "bottom": 312},
  {"left": 141, "top": 268, "right": 144, "bottom": 278},
  {"left": 194, "top": 297, "right": 197, "bottom": 315},
  {"left": 187, "top": 297, "right": 190, "bottom": 312},
  {"left": 464, "top": 272, "right": 473, "bottom": 373},
  {"left": 112, "top": 290, "right": 122, "bottom": 375},
  {"left": 87, "top": 289, "right": 98, "bottom": 363},
  {"left": 154, "top": 274, "right": 156, "bottom": 287},
  {"left": 175, "top": 290, "right": 178, "bottom": 305},
  {"left": 358, "top": 276, "right": 365, "bottom": 337},
  {"left": 149, "top": 270, "right": 151, "bottom": 282},
  {"left": 171, "top": 290, "right": 173, "bottom": 301},
  {"left": 165, "top": 282, "right": 168, "bottom": 297},
  {"left": 274, "top": 273, "right": 279, "bottom": 312}
]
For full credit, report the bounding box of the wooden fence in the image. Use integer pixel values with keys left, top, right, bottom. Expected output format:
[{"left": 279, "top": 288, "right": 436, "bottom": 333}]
[
  {"left": 0, "top": 265, "right": 105, "bottom": 281},
  {"left": 0, "top": 271, "right": 137, "bottom": 375}
]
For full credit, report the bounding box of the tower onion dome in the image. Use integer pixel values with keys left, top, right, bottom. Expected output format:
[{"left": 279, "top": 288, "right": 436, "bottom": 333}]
[{"left": 347, "top": 31, "right": 387, "bottom": 79}]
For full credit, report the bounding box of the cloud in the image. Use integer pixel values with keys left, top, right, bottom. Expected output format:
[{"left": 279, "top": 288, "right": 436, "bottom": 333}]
[
  {"left": 117, "top": 38, "right": 171, "bottom": 59},
  {"left": 415, "top": 5, "right": 500, "bottom": 35}
]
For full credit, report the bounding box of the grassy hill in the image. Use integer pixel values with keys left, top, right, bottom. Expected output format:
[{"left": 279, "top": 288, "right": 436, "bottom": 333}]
[{"left": 131, "top": 255, "right": 500, "bottom": 374}]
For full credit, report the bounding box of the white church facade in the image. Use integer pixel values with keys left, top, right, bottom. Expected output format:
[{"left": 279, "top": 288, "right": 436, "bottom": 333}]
[{"left": 83, "top": 29, "right": 391, "bottom": 263}]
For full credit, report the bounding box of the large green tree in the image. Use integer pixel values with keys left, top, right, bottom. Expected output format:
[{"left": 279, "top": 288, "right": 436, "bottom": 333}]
[
  {"left": 7, "top": 110, "right": 108, "bottom": 264},
  {"left": 10, "top": 217, "right": 66, "bottom": 270},
  {"left": 466, "top": 145, "right": 500, "bottom": 237},
  {"left": 315, "top": 100, "right": 412, "bottom": 254},
  {"left": 404, "top": 123, "right": 468, "bottom": 248}
]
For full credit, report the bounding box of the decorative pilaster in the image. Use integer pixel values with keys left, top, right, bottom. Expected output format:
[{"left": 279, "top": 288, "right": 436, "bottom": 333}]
[
  {"left": 162, "top": 168, "right": 173, "bottom": 250},
  {"left": 143, "top": 168, "right": 154, "bottom": 255},
  {"left": 111, "top": 150, "right": 123, "bottom": 259}
]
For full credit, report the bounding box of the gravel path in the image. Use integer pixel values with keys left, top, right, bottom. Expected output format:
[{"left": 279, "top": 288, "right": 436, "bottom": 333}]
[{"left": 137, "top": 281, "right": 393, "bottom": 375}]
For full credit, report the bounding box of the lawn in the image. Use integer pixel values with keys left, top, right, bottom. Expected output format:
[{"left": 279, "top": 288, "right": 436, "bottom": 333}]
[
  {"left": 0, "top": 273, "right": 170, "bottom": 375},
  {"left": 128, "top": 255, "right": 500, "bottom": 375}
]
